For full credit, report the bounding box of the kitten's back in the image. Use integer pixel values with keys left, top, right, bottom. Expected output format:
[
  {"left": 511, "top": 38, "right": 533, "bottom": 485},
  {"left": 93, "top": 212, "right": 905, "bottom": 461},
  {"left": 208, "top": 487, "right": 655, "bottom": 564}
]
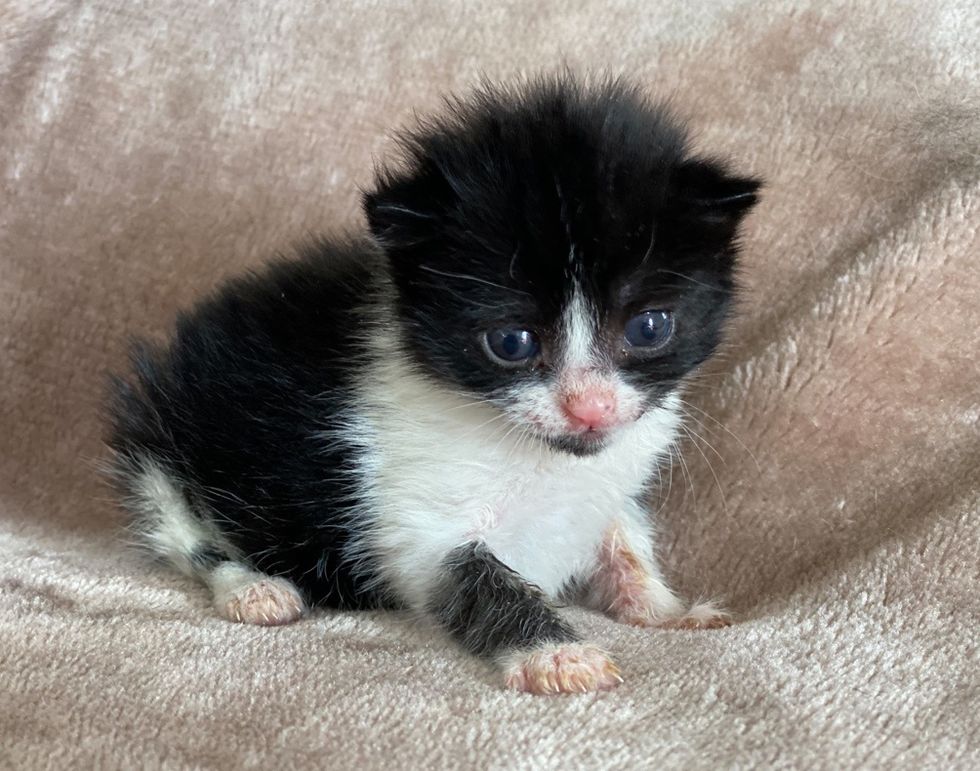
[{"left": 106, "top": 237, "right": 389, "bottom": 609}]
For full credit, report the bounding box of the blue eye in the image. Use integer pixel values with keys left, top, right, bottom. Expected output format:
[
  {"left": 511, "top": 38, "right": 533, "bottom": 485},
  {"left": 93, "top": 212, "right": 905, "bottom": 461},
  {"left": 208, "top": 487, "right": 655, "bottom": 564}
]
[
  {"left": 624, "top": 310, "right": 674, "bottom": 350},
  {"left": 485, "top": 329, "right": 540, "bottom": 364}
]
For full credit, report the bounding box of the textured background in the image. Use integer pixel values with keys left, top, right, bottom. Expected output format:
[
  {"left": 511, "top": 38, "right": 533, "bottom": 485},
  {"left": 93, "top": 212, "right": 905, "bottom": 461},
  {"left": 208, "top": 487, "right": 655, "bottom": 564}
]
[{"left": 1, "top": 1, "right": 978, "bottom": 767}]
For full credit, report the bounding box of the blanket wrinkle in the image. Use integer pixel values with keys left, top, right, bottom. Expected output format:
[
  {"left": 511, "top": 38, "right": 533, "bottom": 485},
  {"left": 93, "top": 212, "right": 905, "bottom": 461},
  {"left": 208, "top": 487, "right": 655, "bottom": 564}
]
[{"left": 2, "top": 1, "right": 979, "bottom": 768}]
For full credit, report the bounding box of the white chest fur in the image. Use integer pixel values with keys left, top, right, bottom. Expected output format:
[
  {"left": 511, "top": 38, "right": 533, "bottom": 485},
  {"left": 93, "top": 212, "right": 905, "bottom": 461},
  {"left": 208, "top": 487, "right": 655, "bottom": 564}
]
[{"left": 349, "top": 355, "right": 681, "bottom": 610}]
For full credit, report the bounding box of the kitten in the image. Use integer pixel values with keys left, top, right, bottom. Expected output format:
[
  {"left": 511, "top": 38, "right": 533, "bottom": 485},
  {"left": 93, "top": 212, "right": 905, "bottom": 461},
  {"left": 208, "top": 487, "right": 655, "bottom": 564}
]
[{"left": 107, "top": 76, "right": 760, "bottom": 695}]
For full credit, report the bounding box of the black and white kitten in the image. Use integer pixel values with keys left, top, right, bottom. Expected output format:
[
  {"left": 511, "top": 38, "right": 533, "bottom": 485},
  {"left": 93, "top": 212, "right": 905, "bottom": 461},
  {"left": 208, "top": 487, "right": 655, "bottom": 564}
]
[{"left": 107, "top": 76, "right": 760, "bottom": 695}]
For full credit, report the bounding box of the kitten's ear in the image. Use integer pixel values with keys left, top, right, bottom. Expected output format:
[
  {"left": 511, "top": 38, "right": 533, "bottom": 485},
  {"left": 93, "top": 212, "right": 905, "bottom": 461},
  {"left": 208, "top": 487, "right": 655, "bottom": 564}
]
[
  {"left": 363, "top": 166, "right": 452, "bottom": 250},
  {"left": 670, "top": 158, "right": 762, "bottom": 228}
]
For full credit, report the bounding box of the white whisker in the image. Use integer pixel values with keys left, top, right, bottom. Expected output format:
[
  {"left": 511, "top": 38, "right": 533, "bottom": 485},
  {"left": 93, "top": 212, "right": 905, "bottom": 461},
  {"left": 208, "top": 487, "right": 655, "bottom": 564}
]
[
  {"left": 680, "top": 425, "right": 729, "bottom": 518},
  {"left": 677, "top": 397, "right": 761, "bottom": 473},
  {"left": 419, "top": 264, "right": 531, "bottom": 297}
]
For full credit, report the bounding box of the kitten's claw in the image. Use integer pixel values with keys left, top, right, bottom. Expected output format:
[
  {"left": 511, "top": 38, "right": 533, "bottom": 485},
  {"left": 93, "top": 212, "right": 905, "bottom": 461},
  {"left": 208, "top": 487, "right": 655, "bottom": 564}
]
[
  {"left": 500, "top": 643, "right": 622, "bottom": 695},
  {"left": 658, "top": 602, "right": 732, "bottom": 630}
]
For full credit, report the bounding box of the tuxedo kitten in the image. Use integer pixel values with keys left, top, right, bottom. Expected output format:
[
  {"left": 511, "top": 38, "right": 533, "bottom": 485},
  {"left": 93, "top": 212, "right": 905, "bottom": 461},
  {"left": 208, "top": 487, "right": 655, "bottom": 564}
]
[{"left": 107, "top": 76, "right": 760, "bottom": 695}]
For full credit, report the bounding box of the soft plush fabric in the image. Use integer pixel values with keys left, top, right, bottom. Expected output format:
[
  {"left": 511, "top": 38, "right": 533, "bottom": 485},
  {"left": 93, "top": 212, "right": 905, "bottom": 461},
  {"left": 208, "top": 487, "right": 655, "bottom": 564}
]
[{"left": 1, "top": 1, "right": 978, "bottom": 767}]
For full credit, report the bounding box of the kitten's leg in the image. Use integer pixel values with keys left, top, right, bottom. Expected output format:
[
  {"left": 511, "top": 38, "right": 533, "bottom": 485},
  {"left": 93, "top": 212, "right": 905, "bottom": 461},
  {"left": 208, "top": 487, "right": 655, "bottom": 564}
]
[
  {"left": 430, "top": 543, "right": 622, "bottom": 695},
  {"left": 585, "top": 501, "right": 731, "bottom": 630},
  {"left": 205, "top": 561, "right": 306, "bottom": 626},
  {"left": 122, "top": 458, "right": 305, "bottom": 626}
]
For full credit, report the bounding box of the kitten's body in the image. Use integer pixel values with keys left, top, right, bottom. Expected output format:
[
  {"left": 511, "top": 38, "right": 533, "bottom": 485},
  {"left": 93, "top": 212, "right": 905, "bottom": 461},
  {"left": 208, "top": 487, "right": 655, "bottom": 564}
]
[
  {"left": 108, "top": 77, "right": 759, "bottom": 694},
  {"left": 360, "top": 329, "right": 683, "bottom": 610}
]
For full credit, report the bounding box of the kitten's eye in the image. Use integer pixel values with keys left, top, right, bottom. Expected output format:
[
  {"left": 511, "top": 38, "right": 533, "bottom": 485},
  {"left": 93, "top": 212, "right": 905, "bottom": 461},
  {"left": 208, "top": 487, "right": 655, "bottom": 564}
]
[
  {"left": 484, "top": 329, "right": 540, "bottom": 365},
  {"left": 624, "top": 310, "right": 674, "bottom": 351}
]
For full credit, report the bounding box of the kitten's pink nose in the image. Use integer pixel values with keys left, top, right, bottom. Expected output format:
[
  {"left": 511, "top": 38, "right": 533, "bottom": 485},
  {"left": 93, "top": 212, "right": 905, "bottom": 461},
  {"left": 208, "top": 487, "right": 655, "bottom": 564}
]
[{"left": 562, "top": 390, "right": 618, "bottom": 431}]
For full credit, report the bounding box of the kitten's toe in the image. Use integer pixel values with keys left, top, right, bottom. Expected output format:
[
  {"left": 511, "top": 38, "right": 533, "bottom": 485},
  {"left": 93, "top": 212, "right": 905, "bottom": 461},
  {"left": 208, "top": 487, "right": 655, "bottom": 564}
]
[
  {"left": 500, "top": 643, "right": 623, "bottom": 695},
  {"left": 217, "top": 576, "right": 306, "bottom": 626},
  {"left": 659, "top": 602, "right": 731, "bottom": 630}
]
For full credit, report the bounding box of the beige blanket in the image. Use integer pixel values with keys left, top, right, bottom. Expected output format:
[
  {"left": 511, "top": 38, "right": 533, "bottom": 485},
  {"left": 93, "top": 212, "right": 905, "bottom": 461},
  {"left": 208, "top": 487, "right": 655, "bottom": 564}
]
[{"left": 2, "top": 1, "right": 978, "bottom": 767}]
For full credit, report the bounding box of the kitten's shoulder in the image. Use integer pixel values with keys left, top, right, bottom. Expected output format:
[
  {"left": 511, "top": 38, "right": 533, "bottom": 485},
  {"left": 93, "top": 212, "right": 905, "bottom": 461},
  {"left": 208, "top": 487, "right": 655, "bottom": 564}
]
[
  {"left": 216, "top": 235, "right": 383, "bottom": 310},
  {"left": 175, "top": 235, "right": 384, "bottom": 354}
]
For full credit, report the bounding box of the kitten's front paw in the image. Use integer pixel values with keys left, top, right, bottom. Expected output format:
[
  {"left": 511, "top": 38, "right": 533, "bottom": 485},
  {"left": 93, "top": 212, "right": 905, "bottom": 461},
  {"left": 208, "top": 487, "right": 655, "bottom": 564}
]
[
  {"left": 658, "top": 602, "right": 732, "bottom": 630},
  {"left": 218, "top": 577, "right": 306, "bottom": 626},
  {"left": 500, "top": 643, "right": 623, "bottom": 695}
]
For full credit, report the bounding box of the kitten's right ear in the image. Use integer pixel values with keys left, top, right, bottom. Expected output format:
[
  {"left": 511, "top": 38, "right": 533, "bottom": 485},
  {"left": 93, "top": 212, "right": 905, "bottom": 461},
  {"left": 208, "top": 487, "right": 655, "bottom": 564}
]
[{"left": 363, "top": 165, "right": 452, "bottom": 250}]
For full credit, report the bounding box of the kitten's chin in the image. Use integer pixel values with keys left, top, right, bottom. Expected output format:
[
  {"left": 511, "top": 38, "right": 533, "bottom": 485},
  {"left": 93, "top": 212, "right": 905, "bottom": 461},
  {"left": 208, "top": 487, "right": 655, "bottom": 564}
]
[{"left": 544, "top": 432, "right": 609, "bottom": 457}]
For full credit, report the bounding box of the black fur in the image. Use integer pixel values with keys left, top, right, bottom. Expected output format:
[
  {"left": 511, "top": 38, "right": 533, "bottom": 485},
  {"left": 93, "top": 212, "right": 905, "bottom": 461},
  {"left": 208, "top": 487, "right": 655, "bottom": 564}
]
[
  {"left": 107, "top": 75, "right": 760, "bottom": 619},
  {"left": 431, "top": 543, "right": 578, "bottom": 658},
  {"left": 108, "top": 241, "right": 391, "bottom": 608}
]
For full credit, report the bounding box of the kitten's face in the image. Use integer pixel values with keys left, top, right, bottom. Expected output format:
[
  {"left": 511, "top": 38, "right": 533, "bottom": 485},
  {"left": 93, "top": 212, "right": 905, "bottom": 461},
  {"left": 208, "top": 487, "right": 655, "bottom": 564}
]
[{"left": 366, "top": 79, "right": 759, "bottom": 456}]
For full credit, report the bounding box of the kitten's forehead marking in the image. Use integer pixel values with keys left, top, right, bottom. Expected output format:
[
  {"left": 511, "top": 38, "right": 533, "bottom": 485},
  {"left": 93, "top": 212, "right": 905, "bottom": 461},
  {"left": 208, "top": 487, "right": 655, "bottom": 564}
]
[{"left": 561, "top": 282, "right": 599, "bottom": 370}]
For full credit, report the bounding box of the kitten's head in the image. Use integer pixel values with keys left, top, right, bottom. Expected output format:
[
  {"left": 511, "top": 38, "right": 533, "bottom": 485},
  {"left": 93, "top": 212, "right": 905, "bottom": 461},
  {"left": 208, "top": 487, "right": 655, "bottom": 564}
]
[{"left": 364, "top": 76, "right": 760, "bottom": 456}]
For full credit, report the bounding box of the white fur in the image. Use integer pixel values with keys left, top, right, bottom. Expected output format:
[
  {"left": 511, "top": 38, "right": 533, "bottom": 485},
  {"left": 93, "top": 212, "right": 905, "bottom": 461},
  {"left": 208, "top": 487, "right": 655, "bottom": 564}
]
[
  {"left": 130, "top": 462, "right": 217, "bottom": 577},
  {"left": 592, "top": 497, "right": 687, "bottom": 619},
  {"left": 350, "top": 344, "right": 682, "bottom": 611},
  {"left": 561, "top": 282, "right": 598, "bottom": 370}
]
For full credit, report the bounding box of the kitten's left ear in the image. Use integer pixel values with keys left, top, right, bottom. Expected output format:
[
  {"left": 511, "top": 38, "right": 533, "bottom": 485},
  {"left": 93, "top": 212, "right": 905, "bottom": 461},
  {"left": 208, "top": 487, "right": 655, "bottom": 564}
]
[
  {"left": 363, "top": 163, "right": 454, "bottom": 251},
  {"left": 670, "top": 158, "right": 762, "bottom": 228}
]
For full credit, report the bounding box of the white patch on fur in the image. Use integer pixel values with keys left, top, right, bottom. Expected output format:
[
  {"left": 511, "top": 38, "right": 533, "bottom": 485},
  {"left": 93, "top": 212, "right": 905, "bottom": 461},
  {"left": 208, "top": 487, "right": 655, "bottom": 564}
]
[
  {"left": 207, "top": 562, "right": 305, "bottom": 626},
  {"left": 561, "top": 282, "right": 597, "bottom": 370},
  {"left": 349, "top": 334, "right": 683, "bottom": 612},
  {"left": 584, "top": 499, "right": 687, "bottom": 623},
  {"left": 319, "top": 408, "right": 384, "bottom": 588},
  {"left": 130, "top": 461, "right": 216, "bottom": 577}
]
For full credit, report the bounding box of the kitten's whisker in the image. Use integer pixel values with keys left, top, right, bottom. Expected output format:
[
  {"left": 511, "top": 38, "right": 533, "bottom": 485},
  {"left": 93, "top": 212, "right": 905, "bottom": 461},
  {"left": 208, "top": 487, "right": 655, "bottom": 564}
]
[
  {"left": 645, "top": 460, "right": 665, "bottom": 515},
  {"left": 669, "top": 439, "right": 696, "bottom": 505},
  {"left": 680, "top": 425, "right": 729, "bottom": 518},
  {"left": 418, "top": 264, "right": 532, "bottom": 297},
  {"left": 492, "top": 418, "right": 527, "bottom": 458},
  {"left": 678, "top": 413, "right": 727, "bottom": 467},
  {"left": 411, "top": 280, "right": 506, "bottom": 309},
  {"left": 656, "top": 269, "right": 732, "bottom": 293},
  {"left": 516, "top": 424, "right": 539, "bottom": 459},
  {"left": 445, "top": 389, "right": 499, "bottom": 404},
  {"left": 658, "top": 448, "right": 674, "bottom": 513},
  {"left": 501, "top": 422, "right": 523, "bottom": 457},
  {"left": 439, "top": 412, "right": 510, "bottom": 451},
  {"left": 640, "top": 218, "right": 656, "bottom": 266},
  {"left": 371, "top": 204, "right": 435, "bottom": 220},
  {"left": 677, "top": 397, "right": 761, "bottom": 473},
  {"left": 443, "top": 399, "right": 495, "bottom": 414},
  {"left": 502, "top": 424, "right": 527, "bottom": 463}
]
